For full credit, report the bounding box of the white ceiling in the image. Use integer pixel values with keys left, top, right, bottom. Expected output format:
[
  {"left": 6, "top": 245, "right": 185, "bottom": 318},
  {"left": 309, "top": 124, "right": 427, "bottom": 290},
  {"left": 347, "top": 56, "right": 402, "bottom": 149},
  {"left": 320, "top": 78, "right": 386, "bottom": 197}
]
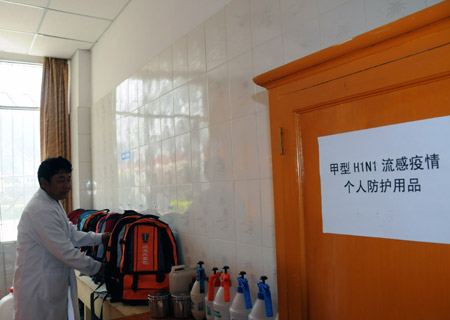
[{"left": 0, "top": 0, "right": 131, "bottom": 60}]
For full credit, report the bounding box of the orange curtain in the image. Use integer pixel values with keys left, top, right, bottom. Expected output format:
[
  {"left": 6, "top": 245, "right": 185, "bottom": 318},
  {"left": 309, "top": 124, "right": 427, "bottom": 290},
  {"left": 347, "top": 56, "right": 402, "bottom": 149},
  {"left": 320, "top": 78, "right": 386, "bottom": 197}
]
[{"left": 40, "top": 57, "right": 72, "bottom": 212}]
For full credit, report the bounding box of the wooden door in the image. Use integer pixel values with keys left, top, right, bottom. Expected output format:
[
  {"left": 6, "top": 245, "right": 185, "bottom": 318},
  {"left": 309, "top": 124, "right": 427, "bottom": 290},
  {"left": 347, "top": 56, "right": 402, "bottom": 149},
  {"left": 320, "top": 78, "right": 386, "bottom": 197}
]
[{"left": 254, "top": 2, "right": 450, "bottom": 319}]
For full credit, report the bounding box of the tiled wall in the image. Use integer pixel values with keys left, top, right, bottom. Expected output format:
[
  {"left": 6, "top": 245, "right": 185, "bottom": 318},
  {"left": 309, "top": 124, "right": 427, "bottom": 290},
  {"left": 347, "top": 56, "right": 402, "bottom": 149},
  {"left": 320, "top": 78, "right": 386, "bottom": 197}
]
[
  {"left": 90, "top": 0, "right": 442, "bottom": 308},
  {"left": 71, "top": 106, "right": 94, "bottom": 208}
]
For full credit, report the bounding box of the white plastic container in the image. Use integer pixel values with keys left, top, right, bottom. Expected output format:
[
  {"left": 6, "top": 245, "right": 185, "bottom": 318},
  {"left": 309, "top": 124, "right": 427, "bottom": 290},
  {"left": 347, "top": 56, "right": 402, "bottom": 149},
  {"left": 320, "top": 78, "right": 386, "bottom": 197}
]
[
  {"left": 206, "top": 267, "right": 221, "bottom": 320},
  {"left": 191, "top": 261, "right": 208, "bottom": 320},
  {"left": 213, "top": 266, "right": 235, "bottom": 320},
  {"left": 0, "top": 287, "right": 14, "bottom": 320},
  {"left": 229, "top": 271, "right": 252, "bottom": 320},
  {"left": 248, "top": 276, "right": 273, "bottom": 320},
  {"left": 169, "top": 265, "right": 197, "bottom": 294}
]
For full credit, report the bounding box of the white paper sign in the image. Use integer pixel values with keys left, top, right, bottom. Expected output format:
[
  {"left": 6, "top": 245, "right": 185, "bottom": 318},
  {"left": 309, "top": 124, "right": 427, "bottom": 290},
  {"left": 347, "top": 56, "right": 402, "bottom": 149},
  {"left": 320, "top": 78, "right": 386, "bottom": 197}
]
[{"left": 318, "top": 115, "right": 450, "bottom": 244}]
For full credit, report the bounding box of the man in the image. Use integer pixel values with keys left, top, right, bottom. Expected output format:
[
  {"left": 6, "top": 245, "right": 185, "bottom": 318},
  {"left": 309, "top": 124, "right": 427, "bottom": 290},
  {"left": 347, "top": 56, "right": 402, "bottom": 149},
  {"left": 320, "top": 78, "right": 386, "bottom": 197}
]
[{"left": 13, "top": 156, "right": 110, "bottom": 320}]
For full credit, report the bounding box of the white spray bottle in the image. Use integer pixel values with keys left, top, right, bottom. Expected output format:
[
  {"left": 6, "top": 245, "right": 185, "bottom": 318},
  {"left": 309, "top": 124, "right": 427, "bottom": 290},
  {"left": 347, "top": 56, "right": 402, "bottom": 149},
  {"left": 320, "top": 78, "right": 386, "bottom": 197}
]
[
  {"left": 191, "top": 260, "right": 208, "bottom": 320},
  {"left": 229, "top": 271, "right": 253, "bottom": 320},
  {"left": 213, "top": 266, "right": 235, "bottom": 320},
  {"left": 248, "top": 276, "right": 274, "bottom": 320},
  {"left": 205, "top": 267, "right": 221, "bottom": 320}
]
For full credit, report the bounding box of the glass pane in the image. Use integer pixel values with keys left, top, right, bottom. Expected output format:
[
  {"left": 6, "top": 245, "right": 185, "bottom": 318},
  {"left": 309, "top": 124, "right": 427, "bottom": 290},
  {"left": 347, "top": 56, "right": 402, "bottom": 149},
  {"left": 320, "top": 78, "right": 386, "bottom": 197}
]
[
  {"left": 1, "top": 110, "right": 13, "bottom": 176},
  {"left": 0, "top": 61, "right": 41, "bottom": 241},
  {"left": 0, "top": 62, "right": 42, "bottom": 107},
  {"left": 13, "top": 111, "right": 24, "bottom": 176}
]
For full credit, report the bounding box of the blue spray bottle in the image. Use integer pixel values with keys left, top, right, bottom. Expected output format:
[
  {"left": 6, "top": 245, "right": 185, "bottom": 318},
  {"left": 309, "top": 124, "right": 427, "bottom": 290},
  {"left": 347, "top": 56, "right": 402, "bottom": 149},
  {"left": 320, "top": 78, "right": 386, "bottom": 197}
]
[
  {"left": 248, "top": 276, "right": 273, "bottom": 320},
  {"left": 191, "top": 260, "right": 208, "bottom": 320},
  {"left": 229, "top": 271, "right": 252, "bottom": 320}
]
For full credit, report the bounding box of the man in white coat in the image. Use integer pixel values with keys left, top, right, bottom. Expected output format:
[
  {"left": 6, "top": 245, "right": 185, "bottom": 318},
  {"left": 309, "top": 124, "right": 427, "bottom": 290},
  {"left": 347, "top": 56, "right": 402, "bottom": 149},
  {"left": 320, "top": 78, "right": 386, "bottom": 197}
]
[{"left": 13, "top": 156, "right": 110, "bottom": 320}]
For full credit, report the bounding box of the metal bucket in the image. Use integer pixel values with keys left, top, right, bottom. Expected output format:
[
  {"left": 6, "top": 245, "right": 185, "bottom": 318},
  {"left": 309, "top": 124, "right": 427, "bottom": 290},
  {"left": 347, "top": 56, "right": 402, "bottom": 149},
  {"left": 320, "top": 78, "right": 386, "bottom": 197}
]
[
  {"left": 148, "top": 290, "right": 170, "bottom": 319},
  {"left": 171, "top": 292, "right": 191, "bottom": 319}
]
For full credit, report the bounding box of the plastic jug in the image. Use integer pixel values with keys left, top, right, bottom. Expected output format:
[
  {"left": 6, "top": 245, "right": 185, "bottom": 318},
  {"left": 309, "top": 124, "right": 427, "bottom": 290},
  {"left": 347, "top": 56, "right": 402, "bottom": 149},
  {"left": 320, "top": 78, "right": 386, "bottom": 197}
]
[
  {"left": 169, "top": 264, "right": 197, "bottom": 294},
  {"left": 205, "top": 267, "right": 221, "bottom": 320},
  {"left": 229, "top": 271, "right": 252, "bottom": 320},
  {"left": 191, "top": 260, "right": 208, "bottom": 320},
  {"left": 248, "top": 276, "right": 273, "bottom": 320},
  {"left": 0, "top": 287, "right": 14, "bottom": 320},
  {"left": 213, "top": 266, "right": 236, "bottom": 320}
]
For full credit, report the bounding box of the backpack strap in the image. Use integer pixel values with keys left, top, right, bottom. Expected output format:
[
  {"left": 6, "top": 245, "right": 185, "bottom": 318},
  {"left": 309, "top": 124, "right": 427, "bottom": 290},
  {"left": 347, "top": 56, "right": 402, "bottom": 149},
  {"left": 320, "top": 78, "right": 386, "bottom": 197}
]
[{"left": 90, "top": 281, "right": 108, "bottom": 320}]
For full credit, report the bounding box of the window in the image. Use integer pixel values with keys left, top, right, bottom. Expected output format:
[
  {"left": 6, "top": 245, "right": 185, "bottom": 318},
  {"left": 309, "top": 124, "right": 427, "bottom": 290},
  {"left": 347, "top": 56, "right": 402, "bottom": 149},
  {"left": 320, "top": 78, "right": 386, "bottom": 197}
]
[{"left": 0, "top": 61, "right": 42, "bottom": 242}]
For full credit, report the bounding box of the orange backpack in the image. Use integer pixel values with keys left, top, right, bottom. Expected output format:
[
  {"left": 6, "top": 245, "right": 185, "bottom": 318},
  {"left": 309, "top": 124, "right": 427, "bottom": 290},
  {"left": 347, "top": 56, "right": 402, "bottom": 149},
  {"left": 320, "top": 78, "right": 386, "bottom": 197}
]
[{"left": 105, "top": 211, "right": 178, "bottom": 304}]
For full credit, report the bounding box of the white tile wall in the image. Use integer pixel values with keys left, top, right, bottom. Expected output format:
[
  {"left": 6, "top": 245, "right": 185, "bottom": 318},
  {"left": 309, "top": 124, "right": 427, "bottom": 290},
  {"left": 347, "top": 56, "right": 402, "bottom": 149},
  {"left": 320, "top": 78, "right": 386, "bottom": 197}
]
[
  {"left": 192, "top": 182, "right": 213, "bottom": 237},
  {"left": 231, "top": 115, "right": 259, "bottom": 180},
  {"left": 210, "top": 122, "right": 233, "bottom": 182},
  {"left": 225, "top": 0, "right": 252, "bottom": 60},
  {"left": 319, "top": 0, "right": 367, "bottom": 48},
  {"left": 175, "top": 133, "right": 192, "bottom": 185},
  {"left": 191, "top": 127, "right": 211, "bottom": 183},
  {"left": 207, "top": 63, "right": 230, "bottom": 125},
  {"left": 188, "top": 24, "right": 207, "bottom": 81},
  {"left": 159, "top": 47, "right": 173, "bottom": 96},
  {"left": 211, "top": 181, "right": 236, "bottom": 241},
  {"left": 365, "top": 0, "right": 426, "bottom": 30},
  {"left": 228, "top": 51, "right": 256, "bottom": 119},
  {"left": 249, "top": 0, "right": 282, "bottom": 48},
  {"left": 89, "top": 0, "right": 442, "bottom": 308},
  {"left": 172, "top": 36, "right": 189, "bottom": 89},
  {"left": 205, "top": 9, "right": 227, "bottom": 71},
  {"left": 173, "top": 84, "right": 191, "bottom": 136},
  {"left": 283, "top": 18, "right": 322, "bottom": 64},
  {"left": 252, "top": 35, "right": 284, "bottom": 77},
  {"left": 234, "top": 180, "right": 262, "bottom": 246},
  {"left": 189, "top": 75, "right": 209, "bottom": 130}
]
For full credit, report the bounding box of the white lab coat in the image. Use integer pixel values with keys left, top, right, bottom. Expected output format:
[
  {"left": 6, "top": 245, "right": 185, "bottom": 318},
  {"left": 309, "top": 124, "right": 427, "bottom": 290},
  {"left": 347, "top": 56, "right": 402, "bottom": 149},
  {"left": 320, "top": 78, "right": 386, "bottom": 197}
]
[{"left": 13, "top": 189, "right": 102, "bottom": 320}]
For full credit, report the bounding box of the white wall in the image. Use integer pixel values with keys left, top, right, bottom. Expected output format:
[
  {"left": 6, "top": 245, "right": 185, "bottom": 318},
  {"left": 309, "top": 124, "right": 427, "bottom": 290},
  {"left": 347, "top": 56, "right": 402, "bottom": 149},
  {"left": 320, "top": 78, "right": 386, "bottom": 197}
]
[
  {"left": 91, "top": 0, "right": 232, "bottom": 104},
  {"left": 88, "top": 0, "right": 443, "bottom": 310},
  {"left": 70, "top": 50, "right": 93, "bottom": 210}
]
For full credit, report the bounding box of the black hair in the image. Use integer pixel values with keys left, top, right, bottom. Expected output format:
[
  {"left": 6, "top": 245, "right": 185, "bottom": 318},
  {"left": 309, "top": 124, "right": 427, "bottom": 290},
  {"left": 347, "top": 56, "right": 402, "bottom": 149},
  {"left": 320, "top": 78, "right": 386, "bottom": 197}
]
[{"left": 37, "top": 156, "right": 72, "bottom": 186}]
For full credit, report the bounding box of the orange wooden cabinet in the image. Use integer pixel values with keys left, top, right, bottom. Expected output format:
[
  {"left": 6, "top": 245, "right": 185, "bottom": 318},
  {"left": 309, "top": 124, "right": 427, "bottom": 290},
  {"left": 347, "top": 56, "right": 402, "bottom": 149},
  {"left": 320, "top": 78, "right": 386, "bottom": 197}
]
[{"left": 254, "top": 2, "right": 450, "bottom": 319}]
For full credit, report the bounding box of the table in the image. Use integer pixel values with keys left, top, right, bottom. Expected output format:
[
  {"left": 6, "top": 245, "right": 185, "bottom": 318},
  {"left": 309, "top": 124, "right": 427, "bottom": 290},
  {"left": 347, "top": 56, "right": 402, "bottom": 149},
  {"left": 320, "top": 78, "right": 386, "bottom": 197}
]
[
  {"left": 116, "top": 312, "right": 194, "bottom": 320},
  {"left": 76, "top": 273, "right": 148, "bottom": 320}
]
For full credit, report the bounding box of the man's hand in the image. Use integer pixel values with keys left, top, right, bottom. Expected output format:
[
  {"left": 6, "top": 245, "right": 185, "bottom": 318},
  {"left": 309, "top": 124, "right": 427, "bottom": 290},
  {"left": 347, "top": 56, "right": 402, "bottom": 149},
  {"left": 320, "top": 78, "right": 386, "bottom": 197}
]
[{"left": 102, "top": 232, "right": 111, "bottom": 247}]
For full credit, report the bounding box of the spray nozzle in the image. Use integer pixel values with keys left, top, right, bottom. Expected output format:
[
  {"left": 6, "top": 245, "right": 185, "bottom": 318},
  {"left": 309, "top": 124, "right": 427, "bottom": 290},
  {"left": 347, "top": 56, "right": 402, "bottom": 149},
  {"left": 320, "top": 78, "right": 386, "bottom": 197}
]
[
  {"left": 221, "top": 266, "right": 232, "bottom": 302},
  {"left": 237, "top": 271, "right": 246, "bottom": 292},
  {"left": 196, "top": 261, "right": 206, "bottom": 293},
  {"left": 237, "top": 271, "right": 252, "bottom": 309},
  {"left": 257, "top": 275, "right": 273, "bottom": 317},
  {"left": 207, "top": 267, "right": 221, "bottom": 301}
]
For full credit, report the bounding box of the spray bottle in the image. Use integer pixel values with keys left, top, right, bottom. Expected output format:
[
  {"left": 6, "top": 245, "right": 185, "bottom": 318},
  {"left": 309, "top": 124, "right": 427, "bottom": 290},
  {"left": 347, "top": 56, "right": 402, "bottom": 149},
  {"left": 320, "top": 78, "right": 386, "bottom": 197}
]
[
  {"left": 248, "top": 276, "right": 273, "bottom": 320},
  {"left": 229, "top": 271, "right": 252, "bottom": 320},
  {"left": 0, "top": 287, "right": 14, "bottom": 320},
  {"left": 213, "top": 266, "right": 235, "bottom": 320},
  {"left": 205, "top": 267, "right": 221, "bottom": 320},
  {"left": 191, "top": 261, "right": 208, "bottom": 320}
]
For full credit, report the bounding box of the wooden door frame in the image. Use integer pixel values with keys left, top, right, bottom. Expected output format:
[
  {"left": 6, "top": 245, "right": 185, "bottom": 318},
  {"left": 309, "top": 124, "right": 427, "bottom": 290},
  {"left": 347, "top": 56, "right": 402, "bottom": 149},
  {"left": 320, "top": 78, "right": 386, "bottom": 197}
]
[{"left": 253, "top": 2, "right": 450, "bottom": 319}]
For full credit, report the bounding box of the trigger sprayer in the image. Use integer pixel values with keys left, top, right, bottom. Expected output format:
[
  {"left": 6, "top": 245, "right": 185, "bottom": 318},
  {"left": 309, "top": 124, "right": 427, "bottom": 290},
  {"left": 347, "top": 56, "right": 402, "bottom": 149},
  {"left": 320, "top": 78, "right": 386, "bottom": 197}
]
[
  {"left": 205, "top": 267, "right": 221, "bottom": 320},
  {"left": 213, "top": 266, "right": 235, "bottom": 320},
  {"left": 229, "top": 271, "right": 253, "bottom": 319},
  {"left": 191, "top": 260, "right": 208, "bottom": 320},
  {"left": 249, "top": 276, "right": 273, "bottom": 320}
]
